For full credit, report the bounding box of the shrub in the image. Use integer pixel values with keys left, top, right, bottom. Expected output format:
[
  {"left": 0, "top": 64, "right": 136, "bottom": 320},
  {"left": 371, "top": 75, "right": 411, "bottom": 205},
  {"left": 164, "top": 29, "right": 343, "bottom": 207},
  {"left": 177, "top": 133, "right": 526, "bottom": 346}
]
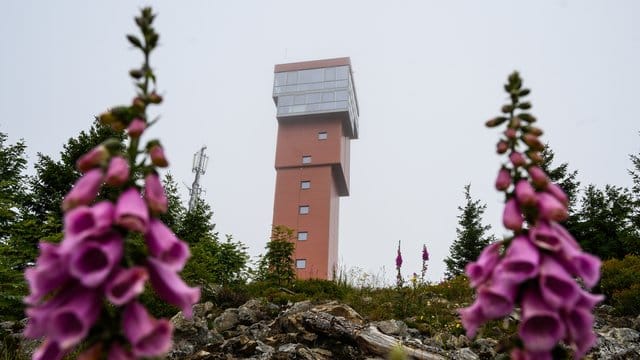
[{"left": 600, "top": 254, "right": 640, "bottom": 315}]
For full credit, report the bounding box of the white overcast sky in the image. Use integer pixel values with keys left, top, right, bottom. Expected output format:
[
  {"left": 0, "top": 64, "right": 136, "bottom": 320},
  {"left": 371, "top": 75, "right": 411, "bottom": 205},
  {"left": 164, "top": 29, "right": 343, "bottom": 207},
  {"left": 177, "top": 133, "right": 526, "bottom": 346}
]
[{"left": 1, "top": 1, "right": 639, "bottom": 283}]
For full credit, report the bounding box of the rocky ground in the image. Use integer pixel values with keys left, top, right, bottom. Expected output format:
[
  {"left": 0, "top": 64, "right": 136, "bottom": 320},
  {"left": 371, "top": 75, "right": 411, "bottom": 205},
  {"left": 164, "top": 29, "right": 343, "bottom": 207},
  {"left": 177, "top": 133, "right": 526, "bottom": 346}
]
[{"left": 2, "top": 299, "right": 639, "bottom": 359}]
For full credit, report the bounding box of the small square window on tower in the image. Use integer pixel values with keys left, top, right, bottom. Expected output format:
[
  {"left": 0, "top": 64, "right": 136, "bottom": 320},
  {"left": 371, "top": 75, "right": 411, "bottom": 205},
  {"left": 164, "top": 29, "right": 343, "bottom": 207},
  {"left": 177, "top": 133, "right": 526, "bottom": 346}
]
[
  {"left": 299, "top": 205, "right": 310, "bottom": 215},
  {"left": 318, "top": 131, "right": 328, "bottom": 140},
  {"left": 297, "top": 231, "right": 308, "bottom": 241},
  {"left": 302, "top": 155, "right": 312, "bottom": 164},
  {"left": 301, "top": 180, "right": 311, "bottom": 189},
  {"left": 296, "top": 259, "right": 307, "bottom": 269}
]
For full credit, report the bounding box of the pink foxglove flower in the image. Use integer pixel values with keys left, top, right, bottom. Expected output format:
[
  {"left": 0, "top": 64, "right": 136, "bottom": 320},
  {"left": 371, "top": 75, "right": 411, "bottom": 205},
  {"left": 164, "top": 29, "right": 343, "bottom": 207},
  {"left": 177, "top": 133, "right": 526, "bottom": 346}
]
[
  {"left": 459, "top": 72, "right": 601, "bottom": 359},
  {"left": 76, "top": 145, "right": 109, "bottom": 173},
  {"left": 123, "top": 301, "right": 173, "bottom": 357},
  {"left": 495, "top": 167, "right": 511, "bottom": 190},
  {"left": 503, "top": 198, "right": 523, "bottom": 231},
  {"left": 515, "top": 179, "right": 536, "bottom": 206},
  {"left": 62, "top": 169, "right": 103, "bottom": 211},
  {"left": 24, "top": 9, "right": 200, "bottom": 359},
  {"left": 106, "top": 267, "right": 148, "bottom": 306},
  {"left": 145, "top": 219, "right": 190, "bottom": 271},
  {"left": 147, "top": 257, "right": 200, "bottom": 318},
  {"left": 465, "top": 241, "right": 501, "bottom": 288},
  {"left": 144, "top": 172, "right": 168, "bottom": 214},
  {"left": 127, "top": 118, "right": 146, "bottom": 138},
  {"left": 115, "top": 188, "right": 149, "bottom": 233},
  {"left": 106, "top": 156, "right": 130, "bottom": 186}
]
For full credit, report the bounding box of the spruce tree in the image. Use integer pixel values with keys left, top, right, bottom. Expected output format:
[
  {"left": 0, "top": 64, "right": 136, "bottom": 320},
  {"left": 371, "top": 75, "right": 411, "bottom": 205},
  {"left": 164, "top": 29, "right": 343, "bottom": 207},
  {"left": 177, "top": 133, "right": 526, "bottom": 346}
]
[{"left": 444, "top": 184, "right": 496, "bottom": 278}]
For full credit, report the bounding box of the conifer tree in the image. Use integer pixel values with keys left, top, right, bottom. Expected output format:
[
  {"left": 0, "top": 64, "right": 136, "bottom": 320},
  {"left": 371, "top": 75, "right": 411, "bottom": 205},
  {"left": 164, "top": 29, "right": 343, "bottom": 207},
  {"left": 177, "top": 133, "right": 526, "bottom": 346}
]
[{"left": 444, "top": 184, "right": 496, "bottom": 278}]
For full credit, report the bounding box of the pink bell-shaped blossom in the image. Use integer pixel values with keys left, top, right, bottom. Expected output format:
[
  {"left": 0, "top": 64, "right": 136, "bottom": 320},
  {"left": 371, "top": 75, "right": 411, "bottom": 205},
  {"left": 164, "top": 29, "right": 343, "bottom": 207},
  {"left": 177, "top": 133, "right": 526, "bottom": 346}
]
[
  {"left": 545, "top": 182, "right": 568, "bottom": 206},
  {"left": 144, "top": 173, "right": 168, "bottom": 214},
  {"left": 503, "top": 198, "right": 523, "bottom": 231},
  {"left": 76, "top": 145, "right": 109, "bottom": 173},
  {"left": 539, "top": 255, "right": 580, "bottom": 310},
  {"left": 145, "top": 219, "right": 190, "bottom": 271},
  {"left": 147, "top": 257, "right": 200, "bottom": 318},
  {"left": 127, "top": 118, "right": 146, "bottom": 138},
  {"left": 32, "top": 340, "right": 65, "bottom": 360},
  {"left": 115, "top": 187, "right": 149, "bottom": 233},
  {"left": 575, "top": 287, "right": 605, "bottom": 309},
  {"left": 564, "top": 306, "right": 597, "bottom": 359},
  {"left": 24, "top": 243, "right": 69, "bottom": 305},
  {"left": 495, "top": 167, "right": 511, "bottom": 191},
  {"left": 529, "top": 221, "right": 562, "bottom": 252},
  {"left": 108, "top": 342, "right": 135, "bottom": 360},
  {"left": 558, "top": 241, "right": 601, "bottom": 289},
  {"left": 458, "top": 300, "right": 489, "bottom": 339},
  {"left": 495, "top": 235, "right": 539, "bottom": 283},
  {"left": 536, "top": 192, "right": 568, "bottom": 222},
  {"left": 69, "top": 232, "right": 123, "bottom": 287},
  {"left": 106, "top": 266, "right": 149, "bottom": 306},
  {"left": 60, "top": 201, "right": 115, "bottom": 253},
  {"left": 24, "top": 286, "right": 78, "bottom": 339},
  {"left": 48, "top": 289, "right": 101, "bottom": 349},
  {"left": 106, "top": 156, "right": 130, "bottom": 187},
  {"left": 149, "top": 144, "right": 169, "bottom": 167},
  {"left": 465, "top": 241, "right": 502, "bottom": 288},
  {"left": 477, "top": 278, "right": 518, "bottom": 318},
  {"left": 515, "top": 180, "right": 536, "bottom": 206},
  {"left": 123, "top": 301, "right": 173, "bottom": 357},
  {"left": 458, "top": 299, "right": 488, "bottom": 338},
  {"left": 519, "top": 287, "right": 566, "bottom": 352},
  {"left": 62, "top": 169, "right": 103, "bottom": 211},
  {"left": 422, "top": 244, "right": 429, "bottom": 261}
]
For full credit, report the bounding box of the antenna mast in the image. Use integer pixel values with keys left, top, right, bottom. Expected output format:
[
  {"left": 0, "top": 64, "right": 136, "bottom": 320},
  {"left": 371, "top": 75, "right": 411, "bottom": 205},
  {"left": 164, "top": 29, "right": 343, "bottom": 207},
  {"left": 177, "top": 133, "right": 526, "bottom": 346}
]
[{"left": 188, "top": 145, "right": 209, "bottom": 212}]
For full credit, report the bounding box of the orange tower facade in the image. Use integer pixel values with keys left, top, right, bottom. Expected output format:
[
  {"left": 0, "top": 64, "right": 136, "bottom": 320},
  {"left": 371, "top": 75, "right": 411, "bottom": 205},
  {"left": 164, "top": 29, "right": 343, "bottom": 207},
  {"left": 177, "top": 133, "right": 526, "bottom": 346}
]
[{"left": 271, "top": 57, "right": 359, "bottom": 279}]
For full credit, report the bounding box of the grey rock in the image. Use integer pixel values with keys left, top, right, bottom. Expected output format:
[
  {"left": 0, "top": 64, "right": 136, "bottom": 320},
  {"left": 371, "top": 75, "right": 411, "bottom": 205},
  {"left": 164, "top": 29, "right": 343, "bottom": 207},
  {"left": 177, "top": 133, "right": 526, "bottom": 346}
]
[
  {"left": 375, "top": 319, "right": 409, "bottom": 337},
  {"left": 471, "top": 338, "right": 497, "bottom": 359},
  {"left": 453, "top": 347, "right": 479, "bottom": 360},
  {"left": 591, "top": 327, "right": 640, "bottom": 359},
  {"left": 213, "top": 308, "right": 240, "bottom": 333}
]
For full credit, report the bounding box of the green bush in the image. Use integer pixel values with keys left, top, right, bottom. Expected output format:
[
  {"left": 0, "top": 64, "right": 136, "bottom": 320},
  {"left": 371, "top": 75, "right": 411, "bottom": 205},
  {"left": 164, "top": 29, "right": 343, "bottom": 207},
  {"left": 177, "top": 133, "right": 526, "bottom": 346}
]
[{"left": 600, "top": 254, "right": 640, "bottom": 315}]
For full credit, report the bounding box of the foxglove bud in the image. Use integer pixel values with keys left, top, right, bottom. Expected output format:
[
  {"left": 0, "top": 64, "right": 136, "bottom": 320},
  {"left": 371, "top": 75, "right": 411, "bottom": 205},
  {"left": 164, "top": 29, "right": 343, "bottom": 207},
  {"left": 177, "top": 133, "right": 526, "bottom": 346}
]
[
  {"left": 496, "top": 140, "right": 509, "bottom": 154},
  {"left": 149, "top": 92, "right": 163, "bottom": 104},
  {"left": 503, "top": 198, "right": 523, "bottom": 231},
  {"left": 106, "top": 156, "right": 130, "bottom": 187},
  {"left": 62, "top": 169, "right": 104, "bottom": 211},
  {"left": 127, "top": 118, "right": 146, "bottom": 138},
  {"left": 509, "top": 152, "right": 527, "bottom": 167},
  {"left": 525, "top": 150, "right": 543, "bottom": 164},
  {"left": 522, "top": 134, "right": 544, "bottom": 151},
  {"left": 515, "top": 180, "right": 536, "bottom": 206},
  {"left": 528, "top": 166, "right": 549, "bottom": 188},
  {"left": 495, "top": 167, "right": 511, "bottom": 191},
  {"left": 504, "top": 128, "right": 517, "bottom": 139},
  {"left": 536, "top": 192, "right": 568, "bottom": 222},
  {"left": 485, "top": 116, "right": 508, "bottom": 127},
  {"left": 77, "top": 145, "right": 109, "bottom": 173},
  {"left": 545, "top": 183, "right": 568, "bottom": 206},
  {"left": 115, "top": 188, "right": 149, "bottom": 233},
  {"left": 523, "top": 126, "right": 543, "bottom": 136},
  {"left": 149, "top": 144, "right": 169, "bottom": 167}
]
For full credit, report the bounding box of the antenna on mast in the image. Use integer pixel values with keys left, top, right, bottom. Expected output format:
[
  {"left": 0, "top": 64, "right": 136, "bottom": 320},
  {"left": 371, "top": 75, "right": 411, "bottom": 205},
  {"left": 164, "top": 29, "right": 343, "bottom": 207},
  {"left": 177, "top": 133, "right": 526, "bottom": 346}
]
[{"left": 188, "top": 145, "right": 208, "bottom": 212}]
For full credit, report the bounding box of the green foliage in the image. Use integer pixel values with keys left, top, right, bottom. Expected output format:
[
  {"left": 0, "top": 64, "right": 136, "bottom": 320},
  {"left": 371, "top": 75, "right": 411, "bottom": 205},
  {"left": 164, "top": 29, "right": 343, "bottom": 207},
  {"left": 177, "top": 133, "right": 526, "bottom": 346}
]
[
  {"left": 444, "top": 184, "right": 496, "bottom": 278},
  {"left": 178, "top": 198, "right": 250, "bottom": 291},
  {"left": 256, "top": 225, "right": 296, "bottom": 286},
  {"left": 159, "top": 172, "right": 185, "bottom": 233},
  {"left": 26, "top": 121, "right": 123, "bottom": 224},
  {"left": 600, "top": 254, "right": 640, "bottom": 315},
  {"left": 572, "top": 185, "right": 640, "bottom": 259},
  {"left": 0, "top": 133, "right": 27, "bottom": 236}
]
